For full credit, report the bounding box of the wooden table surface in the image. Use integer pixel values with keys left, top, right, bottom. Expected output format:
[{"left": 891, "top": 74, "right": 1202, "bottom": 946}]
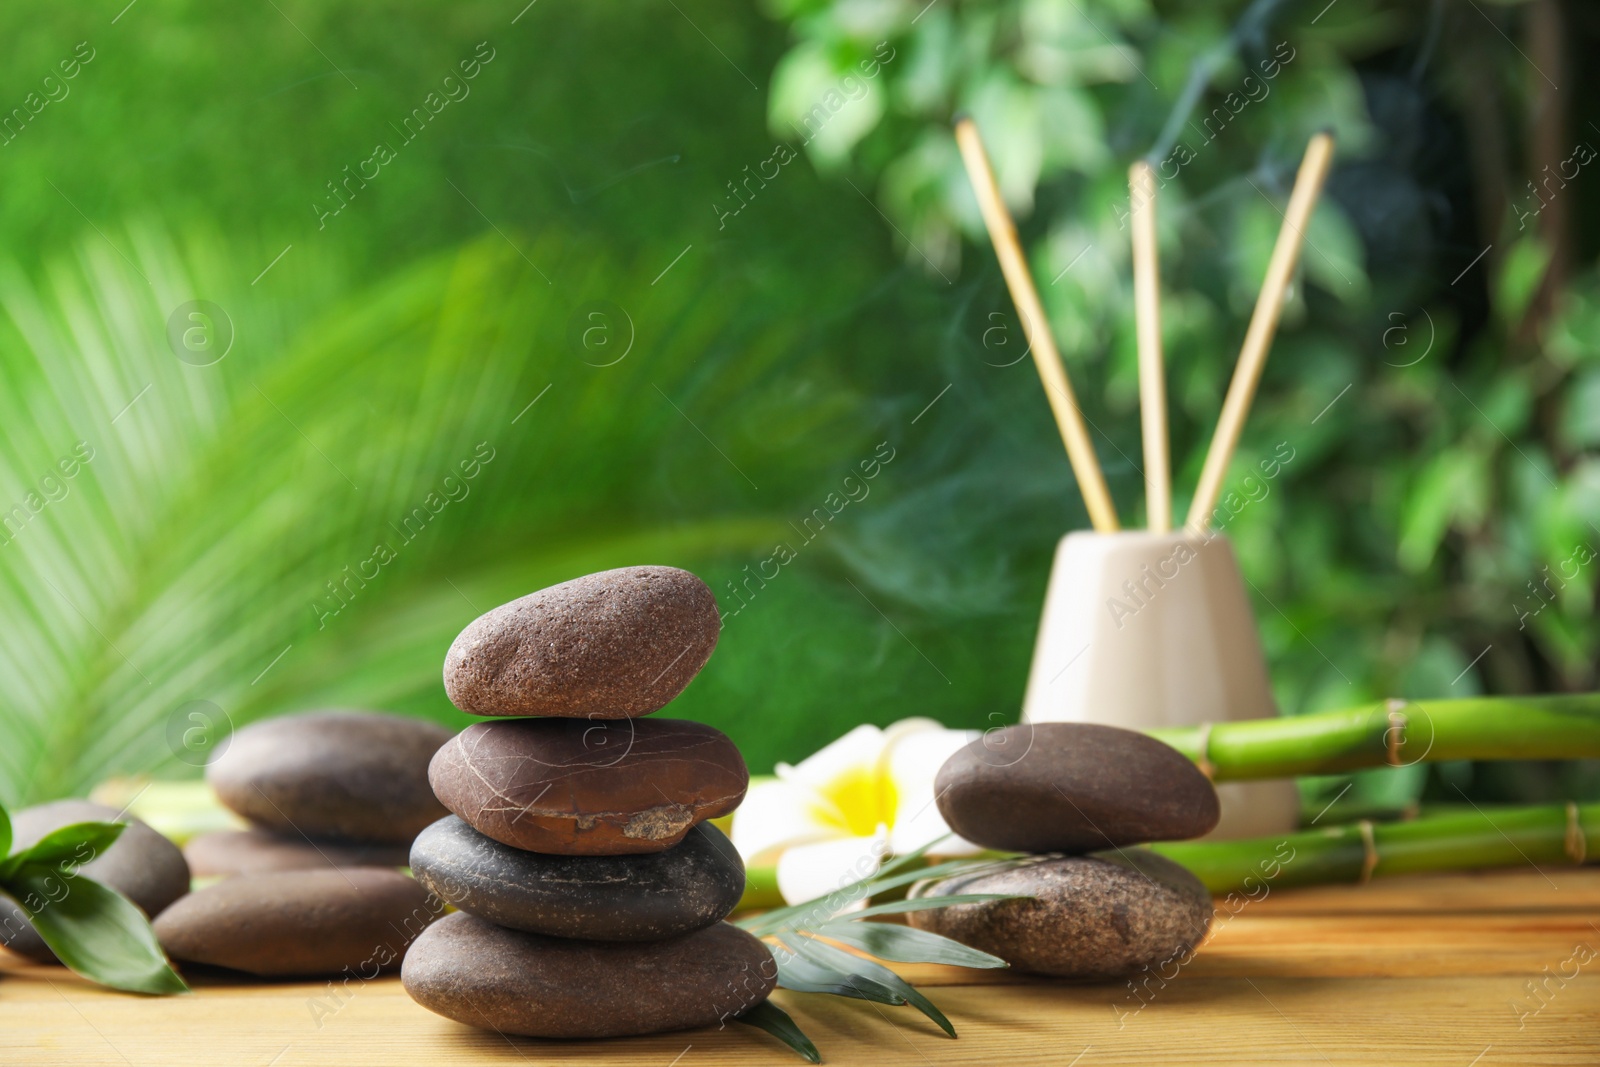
[{"left": 4, "top": 867, "right": 1597, "bottom": 1065}]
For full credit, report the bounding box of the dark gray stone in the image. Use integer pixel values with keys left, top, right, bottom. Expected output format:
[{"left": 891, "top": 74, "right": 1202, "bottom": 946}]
[
  {"left": 184, "top": 829, "right": 411, "bottom": 878},
  {"left": 442, "top": 566, "right": 720, "bottom": 718},
  {"left": 907, "top": 852, "right": 1213, "bottom": 978},
  {"left": 153, "top": 867, "right": 441, "bottom": 978},
  {"left": 402, "top": 913, "right": 776, "bottom": 1038},
  {"left": 410, "top": 816, "right": 744, "bottom": 941},
  {"left": 206, "top": 710, "right": 453, "bottom": 842},
  {"left": 935, "top": 722, "right": 1219, "bottom": 852},
  {"left": 0, "top": 800, "right": 190, "bottom": 964},
  {"left": 428, "top": 717, "right": 747, "bottom": 855}
]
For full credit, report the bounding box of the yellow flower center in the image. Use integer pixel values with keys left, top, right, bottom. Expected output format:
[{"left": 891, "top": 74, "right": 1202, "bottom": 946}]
[{"left": 810, "top": 764, "right": 896, "bottom": 838}]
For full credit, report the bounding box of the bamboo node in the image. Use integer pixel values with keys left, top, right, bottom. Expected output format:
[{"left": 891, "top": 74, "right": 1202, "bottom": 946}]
[
  {"left": 1385, "top": 703, "right": 1408, "bottom": 766},
  {"left": 1357, "top": 819, "right": 1379, "bottom": 883},
  {"left": 1195, "top": 722, "right": 1216, "bottom": 780},
  {"left": 1566, "top": 802, "right": 1587, "bottom": 865}
]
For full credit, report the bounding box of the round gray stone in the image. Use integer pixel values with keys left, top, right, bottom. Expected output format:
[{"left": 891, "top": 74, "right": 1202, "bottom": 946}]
[
  {"left": 1, "top": 800, "right": 190, "bottom": 964},
  {"left": 403, "top": 913, "right": 776, "bottom": 1038},
  {"left": 442, "top": 566, "right": 721, "bottom": 718},
  {"left": 184, "top": 829, "right": 411, "bottom": 878},
  {"left": 935, "top": 722, "right": 1220, "bottom": 853},
  {"left": 153, "top": 867, "right": 441, "bottom": 978},
  {"left": 907, "top": 852, "right": 1213, "bottom": 978},
  {"left": 411, "top": 816, "right": 744, "bottom": 941},
  {"left": 206, "top": 710, "right": 453, "bottom": 842}
]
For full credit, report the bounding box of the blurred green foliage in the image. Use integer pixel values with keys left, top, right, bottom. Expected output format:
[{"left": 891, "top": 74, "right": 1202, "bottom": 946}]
[{"left": 0, "top": 0, "right": 1595, "bottom": 810}]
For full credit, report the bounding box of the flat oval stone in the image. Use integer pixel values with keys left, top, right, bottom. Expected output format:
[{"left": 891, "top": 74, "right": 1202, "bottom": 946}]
[
  {"left": 0, "top": 800, "right": 190, "bottom": 964},
  {"left": 184, "top": 830, "right": 411, "bottom": 878},
  {"left": 935, "top": 722, "right": 1219, "bottom": 852},
  {"left": 429, "top": 717, "right": 747, "bottom": 855},
  {"left": 207, "top": 710, "right": 454, "bottom": 842},
  {"left": 907, "top": 852, "right": 1213, "bottom": 978},
  {"left": 153, "top": 867, "right": 441, "bottom": 977},
  {"left": 403, "top": 913, "right": 775, "bottom": 1037},
  {"left": 442, "top": 566, "right": 720, "bottom": 718},
  {"left": 411, "top": 816, "right": 744, "bottom": 941}
]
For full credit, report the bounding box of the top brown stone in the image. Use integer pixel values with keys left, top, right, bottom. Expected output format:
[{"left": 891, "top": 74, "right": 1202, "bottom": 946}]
[{"left": 442, "top": 566, "right": 721, "bottom": 718}]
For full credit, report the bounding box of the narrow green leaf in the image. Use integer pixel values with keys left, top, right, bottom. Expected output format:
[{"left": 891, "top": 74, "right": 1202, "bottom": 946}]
[
  {"left": 871, "top": 835, "right": 947, "bottom": 877},
  {"left": 846, "top": 894, "right": 1018, "bottom": 921},
  {"left": 3, "top": 865, "right": 188, "bottom": 994},
  {"left": 737, "top": 858, "right": 1027, "bottom": 937},
  {"left": 0, "top": 802, "right": 11, "bottom": 863},
  {"left": 840, "top": 856, "right": 1027, "bottom": 901},
  {"left": 788, "top": 935, "right": 956, "bottom": 1037},
  {"left": 812, "top": 920, "right": 1009, "bottom": 969},
  {"left": 770, "top": 939, "right": 907, "bottom": 1004},
  {"left": 734, "top": 1000, "right": 821, "bottom": 1064}
]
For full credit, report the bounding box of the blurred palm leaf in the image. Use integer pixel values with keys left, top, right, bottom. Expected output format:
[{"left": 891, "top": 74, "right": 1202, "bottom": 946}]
[{"left": 0, "top": 225, "right": 866, "bottom": 805}]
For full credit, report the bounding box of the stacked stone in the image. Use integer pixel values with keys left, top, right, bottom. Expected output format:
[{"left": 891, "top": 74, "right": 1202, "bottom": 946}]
[
  {"left": 911, "top": 723, "right": 1221, "bottom": 979},
  {"left": 403, "top": 566, "right": 777, "bottom": 1039},
  {"left": 153, "top": 710, "right": 449, "bottom": 977}
]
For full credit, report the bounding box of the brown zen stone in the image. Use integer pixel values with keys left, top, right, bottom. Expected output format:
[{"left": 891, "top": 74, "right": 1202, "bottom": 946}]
[
  {"left": 442, "top": 566, "right": 720, "bottom": 718},
  {"left": 907, "top": 852, "right": 1213, "bottom": 979},
  {"left": 152, "top": 867, "right": 441, "bottom": 978},
  {"left": 428, "top": 717, "right": 747, "bottom": 855},
  {"left": 206, "top": 710, "right": 454, "bottom": 843},
  {"left": 402, "top": 913, "right": 776, "bottom": 1038},
  {"left": 0, "top": 800, "right": 190, "bottom": 964},
  {"left": 184, "top": 829, "right": 412, "bottom": 878},
  {"left": 934, "top": 722, "right": 1219, "bottom": 853}
]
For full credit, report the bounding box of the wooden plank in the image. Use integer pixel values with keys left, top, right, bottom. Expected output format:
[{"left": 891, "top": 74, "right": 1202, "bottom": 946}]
[
  {"left": 3, "top": 868, "right": 1597, "bottom": 1064},
  {"left": 3, "top": 968, "right": 1595, "bottom": 1066}
]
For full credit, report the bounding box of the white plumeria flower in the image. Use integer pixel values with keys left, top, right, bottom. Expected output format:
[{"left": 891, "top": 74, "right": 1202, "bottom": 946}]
[{"left": 731, "top": 718, "right": 983, "bottom": 905}]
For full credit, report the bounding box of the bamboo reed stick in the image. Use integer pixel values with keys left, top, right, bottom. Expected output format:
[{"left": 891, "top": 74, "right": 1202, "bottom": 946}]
[
  {"left": 1147, "top": 692, "right": 1600, "bottom": 782},
  {"left": 1150, "top": 802, "right": 1600, "bottom": 894},
  {"left": 1186, "top": 132, "right": 1335, "bottom": 532},
  {"left": 954, "top": 117, "right": 1120, "bottom": 532},
  {"left": 1129, "top": 160, "right": 1170, "bottom": 531}
]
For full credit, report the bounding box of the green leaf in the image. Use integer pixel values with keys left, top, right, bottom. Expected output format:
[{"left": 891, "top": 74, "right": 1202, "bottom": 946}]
[
  {"left": 734, "top": 1000, "right": 821, "bottom": 1064},
  {"left": 3, "top": 864, "right": 187, "bottom": 994},
  {"left": 811, "top": 920, "right": 1009, "bottom": 969},
  {"left": 788, "top": 935, "right": 957, "bottom": 1037},
  {"left": 0, "top": 821, "right": 126, "bottom": 882},
  {"left": 0, "top": 802, "right": 10, "bottom": 862},
  {"left": 14, "top": 820, "right": 125, "bottom": 867},
  {"left": 845, "top": 894, "right": 1018, "bottom": 921},
  {"left": 1497, "top": 237, "right": 1550, "bottom": 326},
  {"left": 770, "top": 938, "right": 907, "bottom": 1004},
  {"left": 736, "top": 854, "right": 1026, "bottom": 938}
]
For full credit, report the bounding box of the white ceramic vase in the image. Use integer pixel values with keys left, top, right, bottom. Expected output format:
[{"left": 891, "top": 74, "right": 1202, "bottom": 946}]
[{"left": 1020, "top": 529, "right": 1300, "bottom": 840}]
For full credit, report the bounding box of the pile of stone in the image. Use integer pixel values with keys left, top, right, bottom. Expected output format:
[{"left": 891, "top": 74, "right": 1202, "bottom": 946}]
[
  {"left": 153, "top": 710, "right": 450, "bottom": 977},
  {"left": 911, "top": 722, "right": 1220, "bottom": 978},
  {"left": 403, "top": 566, "right": 776, "bottom": 1039}
]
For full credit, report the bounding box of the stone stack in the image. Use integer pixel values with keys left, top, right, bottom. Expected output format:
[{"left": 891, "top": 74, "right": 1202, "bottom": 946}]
[
  {"left": 910, "top": 722, "right": 1220, "bottom": 979},
  {"left": 403, "top": 566, "right": 776, "bottom": 1039}
]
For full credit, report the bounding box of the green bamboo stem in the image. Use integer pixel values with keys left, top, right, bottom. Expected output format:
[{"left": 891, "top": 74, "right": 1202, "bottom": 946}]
[
  {"left": 1149, "top": 802, "right": 1600, "bottom": 894},
  {"left": 1146, "top": 693, "right": 1600, "bottom": 781}
]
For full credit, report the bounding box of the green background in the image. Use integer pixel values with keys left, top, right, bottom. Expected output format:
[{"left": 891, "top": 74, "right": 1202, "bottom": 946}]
[{"left": 0, "top": 0, "right": 1596, "bottom": 817}]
